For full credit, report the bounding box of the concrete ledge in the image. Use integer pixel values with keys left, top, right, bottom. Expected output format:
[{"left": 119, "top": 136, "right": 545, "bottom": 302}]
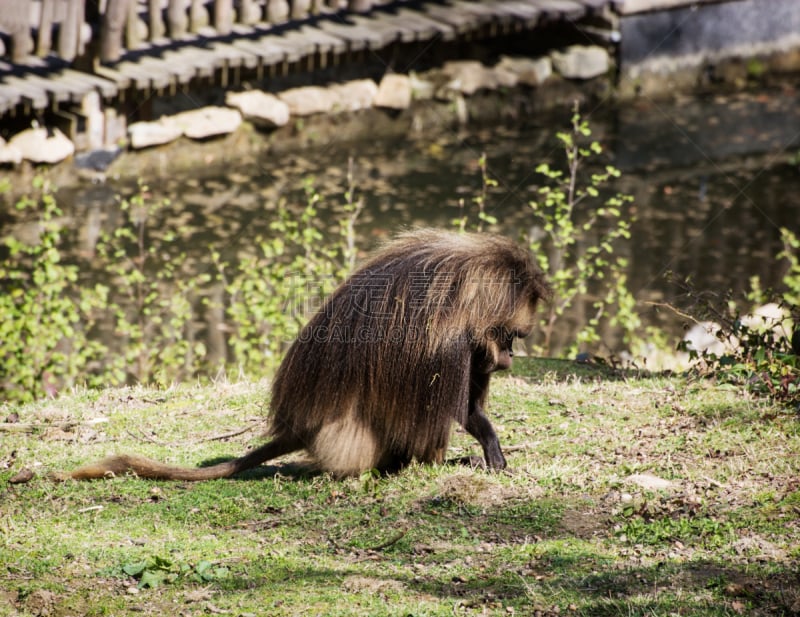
[
  {"left": 620, "top": 0, "right": 800, "bottom": 66},
  {"left": 616, "top": 0, "right": 728, "bottom": 15}
]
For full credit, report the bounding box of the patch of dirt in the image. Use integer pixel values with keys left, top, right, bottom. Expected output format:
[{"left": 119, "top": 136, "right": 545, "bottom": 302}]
[
  {"left": 560, "top": 508, "right": 610, "bottom": 539},
  {"left": 341, "top": 575, "right": 404, "bottom": 595},
  {"left": 23, "top": 589, "right": 58, "bottom": 616},
  {"left": 1, "top": 589, "right": 19, "bottom": 610},
  {"left": 676, "top": 565, "right": 800, "bottom": 616},
  {"left": 435, "top": 473, "right": 518, "bottom": 508}
]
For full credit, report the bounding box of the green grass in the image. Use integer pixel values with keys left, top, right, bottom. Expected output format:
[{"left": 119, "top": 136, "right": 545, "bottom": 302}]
[{"left": 1, "top": 359, "right": 798, "bottom": 616}]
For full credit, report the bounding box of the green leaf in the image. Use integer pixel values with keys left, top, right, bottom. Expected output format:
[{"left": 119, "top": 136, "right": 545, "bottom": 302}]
[
  {"left": 122, "top": 561, "right": 148, "bottom": 577},
  {"left": 139, "top": 569, "right": 166, "bottom": 589}
]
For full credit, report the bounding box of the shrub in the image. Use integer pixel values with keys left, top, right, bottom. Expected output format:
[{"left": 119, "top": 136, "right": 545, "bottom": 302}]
[
  {"left": 526, "top": 104, "right": 639, "bottom": 357},
  {"left": 93, "top": 181, "right": 210, "bottom": 386},
  {"left": 0, "top": 177, "right": 106, "bottom": 401},
  {"left": 221, "top": 179, "right": 349, "bottom": 376},
  {"left": 673, "top": 228, "right": 799, "bottom": 407},
  {"left": 0, "top": 174, "right": 359, "bottom": 403}
]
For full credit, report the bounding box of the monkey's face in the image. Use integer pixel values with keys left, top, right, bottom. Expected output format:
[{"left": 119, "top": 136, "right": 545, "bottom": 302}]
[
  {"left": 482, "top": 326, "right": 530, "bottom": 373},
  {"left": 476, "top": 296, "right": 540, "bottom": 373}
]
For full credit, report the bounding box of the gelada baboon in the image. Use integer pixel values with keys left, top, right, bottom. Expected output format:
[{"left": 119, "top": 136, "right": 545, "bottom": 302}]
[{"left": 56, "top": 229, "right": 550, "bottom": 481}]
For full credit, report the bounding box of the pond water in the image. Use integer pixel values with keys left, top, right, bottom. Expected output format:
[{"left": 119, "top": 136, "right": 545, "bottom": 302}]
[{"left": 4, "top": 85, "right": 800, "bottom": 362}]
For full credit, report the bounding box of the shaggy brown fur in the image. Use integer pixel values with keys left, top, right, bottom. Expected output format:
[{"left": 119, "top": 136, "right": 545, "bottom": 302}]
[{"left": 57, "top": 229, "right": 550, "bottom": 481}]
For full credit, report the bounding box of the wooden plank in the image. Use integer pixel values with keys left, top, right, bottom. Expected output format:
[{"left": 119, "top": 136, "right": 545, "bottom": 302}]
[
  {"left": 349, "top": 14, "right": 410, "bottom": 46},
  {"left": 18, "top": 72, "right": 79, "bottom": 104},
  {"left": 60, "top": 69, "right": 119, "bottom": 98},
  {"left": 93, "top": 64, "right": 133, "bottom": 90},
  {"left": 524, "top": 0, "right": 587, "bottom": 19},
  {"left": 0, "top": 89, "right": 21, "bottom": 113},
  {"left": 394, "top": 8, "right": 457, "bottom": 41},
  {"left": 177, "top": 28, "right": 260, "bottom": 69},
  {"left": 135, "top": 52, "right": 196, "bottom": 84},
  {"left": 295, "top": 24, "right": 349, "bottom": 55},
  {"left": 190, "top": 45, "right": 231, "bottom": 76},
  {"left": 449, "top": 0, "right": 513, "bottom": 26},
  {"left": 207, "top": 40, "right": 261, "bottom": 69},
  {"left": 356, "top": 11, "right": 425, "bottom": 43},
  {"left": 43, "top": 70, "right": 109, "bottom": 103},
  {"left": 160, "top": 44, "right": 219, "bottom": 78},
  {"left": 0, "top": 75, "right": 50, "bottom": 109},
  {"left": 491, "top": 0, "right": 542, "bottom": 25},
  {"left": 377, "top": 10, "right": 437, "bottom": 41},
  {"left": 271, "top": 27, "right": 318, "bottom": 61},
  {"left": 421, "top": 3, "right": 480, "bottom": 34},
  {"left": 478, "top": 0, "right": 531, "bottom": 22},
  {"left": 114, "top": 58, "right": 170, "bottom": 90},
  {"left": 228, "top": 37, "right": 288, "bottom": 66},
  {"left": 317, "top": 19, "right": 383, "bottom": 51}
]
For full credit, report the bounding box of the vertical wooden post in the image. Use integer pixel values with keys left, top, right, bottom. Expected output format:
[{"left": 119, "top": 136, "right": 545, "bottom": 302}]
[
  {"left": 189, "top": 0, "right": 208, "bottom": 32},
  {"left": 266, "top": 0, "right": 289, "bottom": 24},
  {"left": 126, "top": 0, "right": 142, "bottom": 50},
  {"left": 167, "top": 0, "right": 188, "bottom": 37},
  {"left": 292, "top": 0, "right": 311, "bottom": 19},
  {"left": 348, "top": 0, "right": 371, "bottom": 12},
  {"left": 239, "top": 0, "right": 260, "bottom": 25},
  {"left": 149, "top": 0, "right": 165, "bottom": 39},
  {"left": 100, "top": 0, "right": 130, "bottom": 62},
  {"left": 214, "top": 0, "right": 232, "bottom": 35},
  {"left": 2, "top": 0, "right": 32, "bottom": 62},
  {"left": 36, "top": 0, "right": 55, "bottom": 57},
  {"left": 58, "top": 0, "right": 84, "bottom": 62},
  {"left": 76, "top": 0, "right": 89, "bottom": 57}
]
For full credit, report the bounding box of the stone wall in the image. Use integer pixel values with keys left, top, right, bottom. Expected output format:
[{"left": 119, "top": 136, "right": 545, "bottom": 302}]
[{"left": 618, "top": 0, "right": 800, "bottom": 96}]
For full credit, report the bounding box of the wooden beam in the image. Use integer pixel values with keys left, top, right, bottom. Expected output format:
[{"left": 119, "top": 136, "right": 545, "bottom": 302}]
[
  {"left": 36, "top": 0, "right": 55, "bottom": 57},
  {"left": 167, "top": 0, "right": 188, "bottom": 37},
  {"left": 100, "top": 0, "right": 130, "bottom": 62},
  {"left": 215, "top": 0, "right": 233, "bottom": 35}
]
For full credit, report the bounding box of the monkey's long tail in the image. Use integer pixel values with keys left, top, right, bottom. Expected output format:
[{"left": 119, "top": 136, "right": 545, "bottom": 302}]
[{"left": 51, "top": 439, "right": 300, "bottom": 481}]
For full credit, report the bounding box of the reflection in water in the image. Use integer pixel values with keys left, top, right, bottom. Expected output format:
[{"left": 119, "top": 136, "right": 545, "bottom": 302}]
[{"left": 3, "top": 88, "right": 800, "bottom": 362}]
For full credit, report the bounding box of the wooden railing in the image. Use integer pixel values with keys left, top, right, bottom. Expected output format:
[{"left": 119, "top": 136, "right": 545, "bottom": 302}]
[{"left": 0, "top": 0, "right": 390, "bottom": 65}]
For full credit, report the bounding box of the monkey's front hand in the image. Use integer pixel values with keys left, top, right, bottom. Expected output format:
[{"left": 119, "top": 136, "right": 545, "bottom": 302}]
[{"left": 484, "top": 447, "right": 507, "bottom": 471}]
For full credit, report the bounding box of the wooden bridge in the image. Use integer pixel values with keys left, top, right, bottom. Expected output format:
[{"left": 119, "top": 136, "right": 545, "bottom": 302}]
[
  {"left": 0, "top": 0, "right": 626, "bottom": 118},
  {"left": 1, "top": 0, "right": 791, "bottom": 153}
]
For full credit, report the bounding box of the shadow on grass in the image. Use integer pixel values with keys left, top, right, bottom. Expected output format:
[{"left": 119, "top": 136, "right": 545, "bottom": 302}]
[
  {"left": 195, "top": 457, "right": 317, "bottom": 480},
  {"left": 513, "top": 357, "right": 795, "bottom": 427},
  {"left": 226, "top": 499, "right": 800, "bottom": 617},
  {"left": 511, "top": 356, "right": 670, "bottom": 384},
  {"left": 297, "top": 537, "right": 792, "bottom": 615}
]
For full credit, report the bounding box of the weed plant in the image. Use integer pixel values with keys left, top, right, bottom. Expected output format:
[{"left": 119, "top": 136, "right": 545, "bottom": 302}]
[
  {"left": 527, "top": 103, "right": 638, "bottom": 357},
  {"left": 671, "top": 227, "right": 799, "bottom": 408},
  {"left": 0, "top": 174, "right": 357, "bottom": 402},
  {"left": 0, "top": 177, "right": 105, "bottom": 402},
  {"left": 456, "top": 105, "right": 642, "bottom": 359}
]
